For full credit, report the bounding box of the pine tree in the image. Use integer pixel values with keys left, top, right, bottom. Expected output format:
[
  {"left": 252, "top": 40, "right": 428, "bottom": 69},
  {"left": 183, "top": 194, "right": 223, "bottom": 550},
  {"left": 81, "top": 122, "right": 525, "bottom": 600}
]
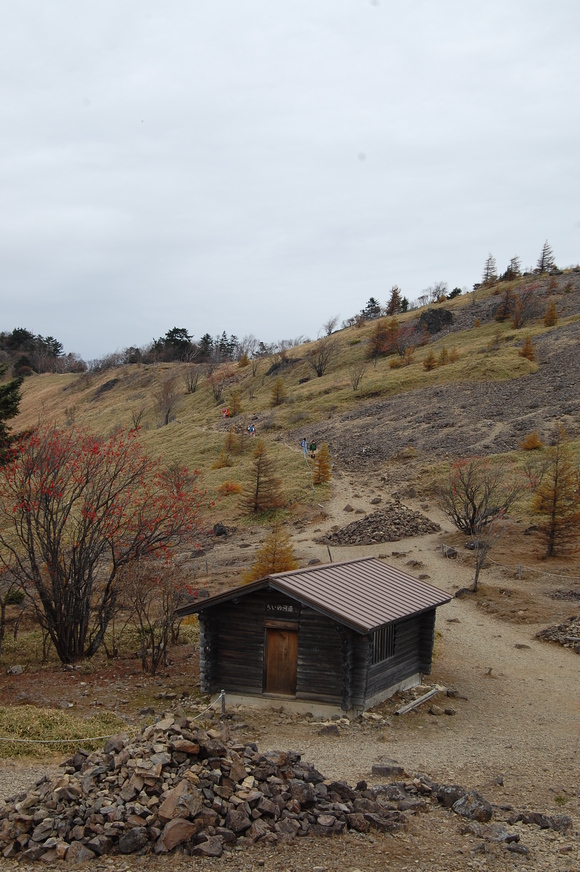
[
  {"left": 0, "top": 366, "right": 22, "bottom": 464},
  {"left": 532, "top": 429, "right": 580, "bottom": 557},
  {"left": 313, "top": 442, "right": 332, "bottom": 484},
  {"left": 241, "top": 440, "right": 284, "bottom": 513},
  {"left": 535, "top": 241, "right": 556, "bottom": 274},
  {"left": 242, "top": 523, "right": 298, "bottom": 582}
]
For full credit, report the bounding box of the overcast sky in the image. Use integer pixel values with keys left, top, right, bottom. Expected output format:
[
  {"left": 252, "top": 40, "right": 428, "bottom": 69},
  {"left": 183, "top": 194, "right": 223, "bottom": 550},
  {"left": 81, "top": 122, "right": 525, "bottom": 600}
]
[{"left": 1, "top": 1, "right": 578, "bottom": 361}]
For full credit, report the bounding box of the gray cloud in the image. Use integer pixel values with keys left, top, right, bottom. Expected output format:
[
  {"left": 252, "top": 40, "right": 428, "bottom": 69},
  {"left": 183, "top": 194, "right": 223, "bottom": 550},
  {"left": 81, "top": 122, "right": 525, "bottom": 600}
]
[{"left": 1, "top": 0, "right": 578, "bottom": 359}]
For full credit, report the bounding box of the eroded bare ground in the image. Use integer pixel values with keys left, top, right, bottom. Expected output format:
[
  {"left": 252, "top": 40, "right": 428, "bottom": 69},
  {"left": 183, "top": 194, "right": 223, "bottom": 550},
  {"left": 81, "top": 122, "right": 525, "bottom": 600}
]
[
  {"left": 1, "top": 476, "right": 579, "bottom": 870},
  {"left": 296, "top": 317, "right": 580, "bottom": 472}
]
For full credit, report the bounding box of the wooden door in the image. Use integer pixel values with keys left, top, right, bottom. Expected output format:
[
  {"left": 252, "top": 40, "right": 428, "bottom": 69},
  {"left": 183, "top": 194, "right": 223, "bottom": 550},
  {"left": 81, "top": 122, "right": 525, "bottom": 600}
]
[{"left": 265, "top": 629, "right": 298, "bottom": 696}]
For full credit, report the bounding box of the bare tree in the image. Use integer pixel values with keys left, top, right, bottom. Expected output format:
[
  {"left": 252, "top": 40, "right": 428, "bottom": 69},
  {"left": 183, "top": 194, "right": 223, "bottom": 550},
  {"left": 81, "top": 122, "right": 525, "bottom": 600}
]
[
  {"left": 207, "top": 367, "right": 236, "bottom": 403},
  {"left": 130, "top": 406, "right": 147, "bottom": 431},
  {"left": 154, "top": 377, "right": 179, "bottom": 425},
  {"left": 122, "top": 559, "right": 191, "bottom": 674},
  {"left": 0, "top": 571, "right": 22, "bottom": 658},
  {"left": 470, "top": 515, "right": 507, "bottom": 592},
  {"left": 183, "top": 365, "right": 202, "bottom": 394},
  {"left": 322, "top": 315, "right": 340, "bottom": 336},
  {"left": 440, "top": 457, "right": 526, "bottom": 535},
  {"left": 305, "top": 337, "right": 339, "bottom": 378},
  {"left": 349, "top": 361, "right": 368, "bottom": 391},
  {"left": 510, "top": 284, "right": 541, "bottom": 329}
]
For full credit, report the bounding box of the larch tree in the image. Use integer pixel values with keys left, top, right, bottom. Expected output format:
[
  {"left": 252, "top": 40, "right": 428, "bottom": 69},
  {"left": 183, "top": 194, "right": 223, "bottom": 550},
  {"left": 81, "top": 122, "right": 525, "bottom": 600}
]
[
  {"left": 0, "top": 426, "right": 206, "bottom": 663},
  {"left": 481, "top": 253, "right": 498, "bottom": 286},
  {"left": 386, "top": 285, "right": 403, "bottom": 316},
  {"left": 535, "top": 240, "right": 556, "bottom": 274},
  {"left": 242, "top": 523, "right": 298, "bottom": 582},
  {"left": 531, "top": 429, "right": 580, "bottom": 557},
  {"left": 313, "top": 442, "right": 332, "bottom": 484},
  {"left": 270, "top": 376, "right": 287, "bottom": 407},
  {"left": 241, "top": 440, "right": 284, "bottom": 514}
]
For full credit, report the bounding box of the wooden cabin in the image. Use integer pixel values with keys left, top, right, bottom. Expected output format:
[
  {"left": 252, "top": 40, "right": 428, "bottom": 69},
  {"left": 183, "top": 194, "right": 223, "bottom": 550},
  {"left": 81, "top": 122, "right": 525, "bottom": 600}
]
[{"left": 177, "top": 557, "right": 451, "bottom": 717}]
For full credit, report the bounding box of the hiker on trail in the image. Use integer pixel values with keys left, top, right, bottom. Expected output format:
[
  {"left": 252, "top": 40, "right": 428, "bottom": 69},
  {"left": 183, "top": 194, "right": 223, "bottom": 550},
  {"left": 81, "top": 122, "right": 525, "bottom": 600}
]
[
  {"left": 301, "top": 438, "right": 308, "bottom": 457},
  {"left": 247, "top": 424, "right": 256, "bottom": 436}
]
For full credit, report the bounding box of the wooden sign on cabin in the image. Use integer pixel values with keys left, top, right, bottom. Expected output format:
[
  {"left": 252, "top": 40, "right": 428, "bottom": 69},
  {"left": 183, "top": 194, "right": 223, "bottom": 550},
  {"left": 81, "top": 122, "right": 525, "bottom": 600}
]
[{"left": 177, "top": 557, "right": 451, "bottom": 718}]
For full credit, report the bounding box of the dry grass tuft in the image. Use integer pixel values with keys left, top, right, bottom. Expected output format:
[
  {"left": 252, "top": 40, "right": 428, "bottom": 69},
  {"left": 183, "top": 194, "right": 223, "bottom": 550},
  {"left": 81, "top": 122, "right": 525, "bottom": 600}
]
[{"left": 0, "top": 706, "right": 126, "bottom": 758}]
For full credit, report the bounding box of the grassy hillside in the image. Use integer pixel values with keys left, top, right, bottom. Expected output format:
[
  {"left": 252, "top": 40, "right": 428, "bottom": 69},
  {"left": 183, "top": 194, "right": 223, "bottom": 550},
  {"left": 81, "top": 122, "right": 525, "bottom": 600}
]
[{"left": 10, "top": 271, "right": 580, "bottom": 525}]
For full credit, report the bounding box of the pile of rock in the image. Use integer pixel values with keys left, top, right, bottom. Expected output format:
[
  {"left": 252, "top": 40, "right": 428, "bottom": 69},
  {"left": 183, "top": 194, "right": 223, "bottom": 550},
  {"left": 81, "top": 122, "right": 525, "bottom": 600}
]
[
  {"left": 536, "top": 615, "right": 580, "bottom": 653},
  {"left": 320, "top": 502, "right": 440, "bottom": 546},
  {"left": 0, "top": 719, "right": 572, "bottom": 863},
  {"left": 0, "top": 716, "right": 409, "bottom": 862}
]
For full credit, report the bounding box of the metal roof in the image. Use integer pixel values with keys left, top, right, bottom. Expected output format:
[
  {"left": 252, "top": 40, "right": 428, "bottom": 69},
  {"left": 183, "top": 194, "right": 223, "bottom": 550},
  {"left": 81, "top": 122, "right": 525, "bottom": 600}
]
[{"left": 177, "top": 557, "right": 451, "bottom": 633}]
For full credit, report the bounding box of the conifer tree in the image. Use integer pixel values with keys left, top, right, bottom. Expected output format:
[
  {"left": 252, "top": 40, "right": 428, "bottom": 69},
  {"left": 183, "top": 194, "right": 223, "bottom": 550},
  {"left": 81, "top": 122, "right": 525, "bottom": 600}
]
[
  {"left": 313, "top": 442, "right": 332, "bottom": 484},
  {"left": 532, "top": 429, "right": 580, "bottom": 557},
  {"left": 386, "top": 285, "right": 403, "bottom": 316},
  {"left": 241, "top": 440, "right": 284, "bottom": 513},
  {"left": 242, "top": 523, "right": 298, "bottom": 582},
  {"left": 0, "top": 365, "right": 22, "bottom": 465},
  {"left": 270, "top": 376, "right": 287, "bottom": 407},
  {"left": 482, "top": 253, "right": 498, "bottom": 286},
  {"left": 535, "top": 240, "right": 556, "bottom": 274},
  {"left": 543, "top": 300, "right": 558, "bottom": 327}
]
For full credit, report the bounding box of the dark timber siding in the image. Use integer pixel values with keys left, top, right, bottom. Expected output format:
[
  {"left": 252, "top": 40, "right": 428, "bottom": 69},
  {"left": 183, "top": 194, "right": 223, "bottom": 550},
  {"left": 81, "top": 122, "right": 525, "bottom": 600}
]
[
  {"left": 198, "top": 585, "right": 438, "bottom": 711},
  {"left": 364, "top": 610, "right": 436, "bottom": 704},
  {"left": 294, "top": 605, "right": 343, "bottom": 705},
  {"left": 200, "top": 588, "right": 345, "bottom": 704}
]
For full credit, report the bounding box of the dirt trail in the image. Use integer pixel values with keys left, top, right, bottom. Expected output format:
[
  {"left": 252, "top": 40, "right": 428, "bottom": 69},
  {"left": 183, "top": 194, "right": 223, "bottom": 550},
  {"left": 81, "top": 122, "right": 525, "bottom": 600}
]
[{"left": 252, "top": 479, "right": 580, "bottom": 814}]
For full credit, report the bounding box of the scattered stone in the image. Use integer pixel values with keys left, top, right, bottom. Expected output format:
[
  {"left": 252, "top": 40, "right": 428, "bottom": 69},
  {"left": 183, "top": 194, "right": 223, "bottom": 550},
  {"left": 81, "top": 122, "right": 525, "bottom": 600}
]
[
  {"left": 318, "top": 724, "right": 340, "bottom": 736},
  {"left": 371, "top": 763, "right": 405, "bottom": 779},
  {"left": 452, "top": 792, "right": 493, "bottom": 823},
  {"left": 429, "top": 705, "right": 444, "bottom": 716},
  {"left": 213, "top": 522, "right": 228, "bottom": 537},
  {"left": 6, "top": 665, "right": 23, "bottom": 675},
  {"left": 536, "top": 616, "right": 580, "bottom": 651}
]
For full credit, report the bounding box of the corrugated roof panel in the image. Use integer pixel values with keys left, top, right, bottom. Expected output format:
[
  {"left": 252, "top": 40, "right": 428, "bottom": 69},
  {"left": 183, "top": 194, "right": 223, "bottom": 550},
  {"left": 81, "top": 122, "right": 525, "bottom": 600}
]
[
  {"left": 177, "top": 556, "right": 451, "bottom": 633},
  {"left": 269, "top": 558, "right": 450, "bottom": 631}
]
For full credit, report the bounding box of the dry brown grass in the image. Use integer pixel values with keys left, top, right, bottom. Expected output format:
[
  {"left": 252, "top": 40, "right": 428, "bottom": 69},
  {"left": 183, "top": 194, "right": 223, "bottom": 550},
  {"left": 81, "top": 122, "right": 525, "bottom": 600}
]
[{"left": 0, "top": 706, "right": 126, "bottom": 758}]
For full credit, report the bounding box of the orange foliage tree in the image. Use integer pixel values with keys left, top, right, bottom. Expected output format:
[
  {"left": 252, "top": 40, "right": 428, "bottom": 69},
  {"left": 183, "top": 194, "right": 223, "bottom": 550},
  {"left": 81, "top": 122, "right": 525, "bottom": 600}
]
[
  {"left": 0, "top": 426, "right": 205, "bottom": 663},
  {"left": 532, "top": 429, "right": 580, "bottom": 557},
  {"left": 242, "top": 523, "right": 298, "bottom": 582},
  {"left": 313, "top": 442, "right": 332, "bottom": 484}
]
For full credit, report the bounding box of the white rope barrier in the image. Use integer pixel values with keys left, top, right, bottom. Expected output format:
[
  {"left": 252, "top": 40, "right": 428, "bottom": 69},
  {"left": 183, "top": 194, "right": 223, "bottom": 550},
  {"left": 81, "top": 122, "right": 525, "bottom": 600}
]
[{"left": 0, "top": 691, "right": 226, "bottom": 744}]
